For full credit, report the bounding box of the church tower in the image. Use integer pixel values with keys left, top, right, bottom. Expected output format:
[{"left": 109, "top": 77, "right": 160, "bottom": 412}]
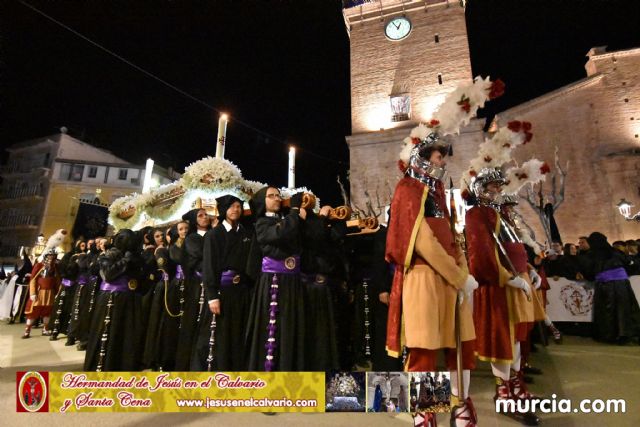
[{"left": 344, "top": 0, "right": 483, "bottom": 212}]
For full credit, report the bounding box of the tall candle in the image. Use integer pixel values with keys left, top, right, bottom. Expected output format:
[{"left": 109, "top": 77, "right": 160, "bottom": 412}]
[
  {"left": 142, "top": 158, "right": 154, "bottom": 194},
  {"left": 216, "top": 113, "right": 228, "bottom": 159},
  {"left": 288, "top": 146, "right": 296, "bottom": 189}
]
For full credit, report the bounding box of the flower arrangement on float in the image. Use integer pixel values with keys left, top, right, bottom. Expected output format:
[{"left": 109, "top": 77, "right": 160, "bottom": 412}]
[{"left": 108, "top": 156, "right": 270, "bottom": 231}]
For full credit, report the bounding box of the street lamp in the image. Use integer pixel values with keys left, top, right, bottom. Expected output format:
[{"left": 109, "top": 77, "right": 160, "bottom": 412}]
[{"left": 616, "top": 198, "right": 640, "bottom": 221}]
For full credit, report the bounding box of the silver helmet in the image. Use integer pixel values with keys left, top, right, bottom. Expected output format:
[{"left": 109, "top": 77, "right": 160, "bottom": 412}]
[
  {"left": 406, "top": 132, "right": 449, "bottom": 183},
  {"left": 470, "top": 167, "right": 506, "bottom": 205}
]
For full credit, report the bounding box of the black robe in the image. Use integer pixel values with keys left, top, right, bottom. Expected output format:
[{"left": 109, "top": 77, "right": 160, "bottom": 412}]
[
  {"left": 67, "top": 252, "right": 94, "bottom": 343},
  {"left": 345, "top": 232, "right": 379, "bottom": 366},
  {"left": 192, "top": 223, "right": 252, "bottom": 371},
  {"left": 175, "top": 233, "right": 206, "bottom": 370},
  {"left": 369, "top": 226, "right": 402, "bottom": 371},
  {"left": 83, "top": 247, "right": 146, "bottom": 371},
  {"left": 48, "top": 251, "right": 80, "bottom": 338},
  {"left": 246, "top": 211, "right": 306, "bottom": 371},
  {"left": 582, "top": 249, "right": 640, "bottom": 342},
  {"left": 142, "top": 247, "right": 170, "bottom": 369},
  {"left": 300, "top": 213, "right": 343, "bottom": 371},
  {"left": 144, "top": 246, "right": 183, "bottom": 371}
]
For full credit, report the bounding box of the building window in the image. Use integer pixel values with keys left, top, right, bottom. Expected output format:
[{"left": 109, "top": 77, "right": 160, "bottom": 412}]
[
  {"left": 71, "top": 165, "right": 84, "bottom": 181},
  {"left": 434, "top": 34, "right": 440, "bottom": 43},
  {"left": 118, "top": 169, "right": 128, "bottom": 180},
  {"left": 59, "top": 164, "right": 84, "bottom": 181},
  {"left": 437, "top": 73, "right": 443, "bottom": 85},
  {"left": 59, "top": 164, "right": 71, "bottom": 180},
  {"left": 390, "top": 94, "right": 411, "bottom": 122},
  {"left": 88, "top": 166, "right": 98, "bottom": 178}
]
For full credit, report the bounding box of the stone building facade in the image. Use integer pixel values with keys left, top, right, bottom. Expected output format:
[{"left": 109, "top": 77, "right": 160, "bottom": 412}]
[{"left": 344, "top": 0, "right": 640, "bottom": 244}]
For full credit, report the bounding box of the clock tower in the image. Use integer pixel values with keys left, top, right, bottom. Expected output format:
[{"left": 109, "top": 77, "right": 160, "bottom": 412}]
[{"left": 344, "top": 0, "right": 483, "bottom": 212}]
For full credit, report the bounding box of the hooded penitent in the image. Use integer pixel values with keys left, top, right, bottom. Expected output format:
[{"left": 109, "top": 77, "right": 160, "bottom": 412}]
[{"left": 216, "top": 195, "right": 244, "bottom": 222}]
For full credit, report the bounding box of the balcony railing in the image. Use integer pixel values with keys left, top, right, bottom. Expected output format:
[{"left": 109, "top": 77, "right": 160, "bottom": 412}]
[
  {"left": 0, "top": 163, "right": 48, "bottom": 175},
  {"left": 0, "top": 215, "right": 39, "bottom": 227},
  {"left": 0, "top": 185, "right": 44, "bottom": 200}
]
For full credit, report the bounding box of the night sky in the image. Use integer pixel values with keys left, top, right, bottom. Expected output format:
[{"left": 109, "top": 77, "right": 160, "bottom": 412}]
[{"left": 1, "top": 0, "right": 639, "bottom": 205}]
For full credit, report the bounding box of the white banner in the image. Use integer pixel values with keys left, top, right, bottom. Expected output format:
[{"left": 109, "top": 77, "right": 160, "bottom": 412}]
[{"left": 546, "top": 275, "right": 640, "bottom": 322}]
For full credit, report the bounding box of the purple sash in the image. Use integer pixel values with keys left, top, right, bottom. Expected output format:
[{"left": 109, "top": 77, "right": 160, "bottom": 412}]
[
  {"left": 195, "top": 271, "right": 202, "bottom": 279},
  {"left": 100, "top": 276, "right": 130, "bottom": 293},
  {"left": 221, "top": 270, "right": 242, "bottom": 287},
  {"left": 175, "top": 265, "right": 185, "bottom": 281},
  {"left": 595, "top": 267, "right": 628, "bottom": 282},
  {"left": 76, "top": 275, "right": 90, "bottom": 286},
  {"left": 61, "top": 278, "right": 74, "bottom": 287},
  {"left": 261, "top": 256, "right": 300, "bottom": 274}
]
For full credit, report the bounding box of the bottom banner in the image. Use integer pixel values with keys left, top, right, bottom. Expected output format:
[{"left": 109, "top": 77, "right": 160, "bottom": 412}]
[{"left": 18, "top": 372, "right": 325, "bottom": 413}]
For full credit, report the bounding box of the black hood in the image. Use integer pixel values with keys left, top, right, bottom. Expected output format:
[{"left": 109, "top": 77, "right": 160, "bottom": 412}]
[
  {"left": 249, "top": 187, "right": 270, "bottom": 220},
  {"left": 168, "top": 224, "right": 180, "bottom": 245},
  {"left": 588, "top": 232, "right": 613, "bottom": 255},
  {"left": 182, "top": 208, "right": 209, "bottom": 234},
  {"left": 216, "top": 195, "right": 244, "bottom": 222},
  {"left": 138, "top": 226, "right": 155, "bottom": 246},
  {"left": 73, "top": 239, "right": 86, "bottom": 254},
  {"left": 112, "top": 229, "right": 139, "bottom": 253}
]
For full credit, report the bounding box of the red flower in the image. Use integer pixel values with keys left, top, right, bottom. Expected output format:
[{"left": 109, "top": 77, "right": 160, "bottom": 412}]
[
  {"left": 488, "top": 79, "right": 506, "bottom": 99},
  {"left": 397, "top": 160, "right": 408, "bottom": 173},
  {"left": 457, "top": 95, "right": 471, "bottom": 113},
  {"left": 484, "top": 156, "right": 492, "bottom": 162},
  {"left": 427, "top": 119, "right": 440, "bottom": 128},
  {"left": 461, "top": 189, "right": 471, "bottom": 200},
  {"left": 507, "top": 120, "right": 522, "bottom": 132},
  {"left": 469, "top": 169, "right": 477, "bottom": 177},
  {"left": 411, "top": 137, "right": 421, "bottom": 145},
  {"left": 522, "top": 121, "right": 532, "bottom": 132},
  {"left": 523, "top": 131, "right": 533, "bottom": 144},
  {"left": 540, "top": 162, "right": 551, "bottom": 174}
]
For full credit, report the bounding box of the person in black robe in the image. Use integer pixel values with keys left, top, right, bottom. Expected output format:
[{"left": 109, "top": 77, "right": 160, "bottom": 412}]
[
  {"left": 345, "top": 231, "right": 379, "bottom": 368},
  {"left": 76, "top": 239, "right": 104, "bottom": 351},
  {"left": 580, "top": 232, "right": 640, "bottom": 344},
  {"left": 9, "top": 249, "right": 32, "bottom": 324},
  {"left": 369, "top": 224, "right": 403, "bottom": 371},
  {"left": 146, "top": 223, "right": 188, "bottom": 371},
  {"left": 143, "top": 238, "right": 173, "bottom": 370},
  {"left": 299, "top": 203, "right": 344, "bottom": 371},
  {"left": 175, "top": 209, "right": 210, "bottom": 370},
  {"left": 138, "top": 227, "right": 159, "bottom": 349},
  {"left": 48, "top": 239, "right": 85, "bottom": 341},
  {"left": 84, "top": 230, "right": 146, "bottom": 371},
  {"left": 66, "top": 248, "right": 92, "bottom": 346},
  {"left": 246, "top": 186, "right": 307, "bottom": 371},
  {"left": 192, "top": 195, "right": 252, "bottom": 371}
]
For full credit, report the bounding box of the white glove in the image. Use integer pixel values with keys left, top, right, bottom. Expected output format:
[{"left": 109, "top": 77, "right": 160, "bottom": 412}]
[
  {"left": 458, "top": 275, "right": 479, "bottom": 305},
  {"left": 529, "top": 269, "right": 542, "bottom": 290},
  {"left": 507, "top": 276, "right": 531, "bottom": 299},
  {"left": 30, "top": 294, "right": 37, "bottom": 301}
]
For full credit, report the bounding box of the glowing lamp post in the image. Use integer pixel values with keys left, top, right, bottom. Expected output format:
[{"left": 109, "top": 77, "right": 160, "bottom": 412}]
[{"left": 616, "top": 198, "right": 640, "bottom": 221}]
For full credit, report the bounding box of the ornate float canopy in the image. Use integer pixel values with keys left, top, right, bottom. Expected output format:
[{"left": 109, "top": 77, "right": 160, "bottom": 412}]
[{"left": 108, "top": 156, "right": 314, "bottom": 231}]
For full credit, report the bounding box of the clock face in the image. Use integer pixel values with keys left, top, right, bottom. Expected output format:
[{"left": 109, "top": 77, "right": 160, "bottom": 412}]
[{"left": 385, "top": 17, "right": 411, "bottom": 41}]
